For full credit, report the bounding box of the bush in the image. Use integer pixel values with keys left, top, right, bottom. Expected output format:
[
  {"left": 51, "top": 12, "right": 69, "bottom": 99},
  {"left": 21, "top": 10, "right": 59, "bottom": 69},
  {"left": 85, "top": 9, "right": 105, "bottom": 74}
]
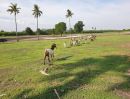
[
  {"left": 82, "top": 30, "right": 128, "bottom": 34},
  {"left": 36, "top": 28, "right": 47, "bottom": 35},
  {"left": 0, "top": 31, "right": 15, "bottom": 36},
  {"left": 25, "top": 27, "right": 34, "bottom": 35},
  {"left": 46, "top": 29, "right": 55, "bottom": 35},
  {"left": 0, "top": 31, "right": 28, "bottom": 36}
]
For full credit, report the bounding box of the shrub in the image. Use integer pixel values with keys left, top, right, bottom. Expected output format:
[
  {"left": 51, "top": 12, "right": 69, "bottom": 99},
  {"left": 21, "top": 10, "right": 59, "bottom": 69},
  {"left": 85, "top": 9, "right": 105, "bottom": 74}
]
[{"left": 25, "top": 27, "right": 34, "bottom": 35}]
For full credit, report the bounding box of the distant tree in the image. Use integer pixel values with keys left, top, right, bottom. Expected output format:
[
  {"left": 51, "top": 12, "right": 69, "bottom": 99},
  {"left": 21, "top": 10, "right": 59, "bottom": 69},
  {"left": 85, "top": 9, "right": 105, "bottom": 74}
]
[
  {"left": 69, "top": 28, "right": 74, "bottom": 33},
  {"left": 25, "top": 27, "right": 34, "bottom": 35},
  {"left": 32, "top": 4, "right": 43, "bottom": 40},
  {"left": 66, "top": 9, "right": 73, "bottom": 36},
  {"left": 55, "top": 22, "right": 66, "bottom": 36},
  {"left": 74, "top": 21, "right": 84, "bottom": 33},
  {"left": 7, "top": 3, "right": 21, "bottom": 42},
  {"left": 46, "top": 29, "right": 55, "bottom": 35},
  {"left": 37, "top": 28, "right": 43, "bottom": 35},
  {"left": 1, "top": 30, "right": 4, "bottom": 32},
  {"left": 37, "top": 29, "right": 48, "bottom": 35}
]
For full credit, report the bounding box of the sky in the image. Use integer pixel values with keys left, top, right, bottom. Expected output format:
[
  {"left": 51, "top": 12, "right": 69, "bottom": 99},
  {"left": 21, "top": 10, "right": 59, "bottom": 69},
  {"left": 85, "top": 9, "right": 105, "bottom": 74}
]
[{"left": 0, "top": 0, "right": 130, "bottom": 31}]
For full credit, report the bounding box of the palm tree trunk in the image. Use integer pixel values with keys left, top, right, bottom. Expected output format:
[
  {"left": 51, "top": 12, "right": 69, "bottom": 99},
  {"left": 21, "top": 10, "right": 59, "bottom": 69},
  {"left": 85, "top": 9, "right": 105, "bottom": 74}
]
[
  {"left": 15, "top": 14, "right": 18, "bottom": 42},
  {"left": 69, "top": 17, "right": 72, "bottom": 37},
  {"left": 37, "top": 17, "right": 39, "bottom": 40}
]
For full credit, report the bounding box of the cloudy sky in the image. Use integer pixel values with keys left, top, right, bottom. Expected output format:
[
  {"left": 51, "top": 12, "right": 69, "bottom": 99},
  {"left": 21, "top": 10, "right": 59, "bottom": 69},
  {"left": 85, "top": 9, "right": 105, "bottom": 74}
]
[{"left": 0, "top": 0, "right": 130, "bottom": 31}]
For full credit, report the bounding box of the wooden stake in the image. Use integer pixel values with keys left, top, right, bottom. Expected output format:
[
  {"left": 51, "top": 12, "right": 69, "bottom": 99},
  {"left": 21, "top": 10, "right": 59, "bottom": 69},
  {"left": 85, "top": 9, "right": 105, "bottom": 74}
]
[{"left": 54, "top": 89, "right": 61, "bottom": 99}]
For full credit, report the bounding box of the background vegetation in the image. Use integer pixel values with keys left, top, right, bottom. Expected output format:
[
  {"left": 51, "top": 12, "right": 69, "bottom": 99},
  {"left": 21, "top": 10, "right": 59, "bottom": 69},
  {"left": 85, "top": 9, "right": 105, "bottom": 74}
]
[{"left": 0, "top": 28, "right": 130, "bottom": 37}]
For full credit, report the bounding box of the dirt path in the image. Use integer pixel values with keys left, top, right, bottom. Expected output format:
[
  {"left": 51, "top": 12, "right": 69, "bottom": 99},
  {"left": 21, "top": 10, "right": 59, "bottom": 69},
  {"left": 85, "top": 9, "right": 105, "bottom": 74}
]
[
  {"left": 116, "top": 90, "right": 130, "bottom": 99},
  {"left": 1, "top": 32, "right": 130, "bottom": 42},
  {"left": 1, "top": 34, "right": 82, "bottom": 42}
]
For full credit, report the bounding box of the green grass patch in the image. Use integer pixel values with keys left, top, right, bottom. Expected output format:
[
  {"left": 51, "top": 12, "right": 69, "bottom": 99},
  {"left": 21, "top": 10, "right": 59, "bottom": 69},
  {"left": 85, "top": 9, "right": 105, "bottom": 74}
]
[{"left": 0, "top": 34, "right": 130, "bottom": 99}]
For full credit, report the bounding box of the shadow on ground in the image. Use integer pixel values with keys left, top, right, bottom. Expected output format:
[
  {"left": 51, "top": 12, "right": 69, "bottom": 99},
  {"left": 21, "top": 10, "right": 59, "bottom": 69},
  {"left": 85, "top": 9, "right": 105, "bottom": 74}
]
[
  {"left": 14, "top": 55, "right": 130, "bottom": 99},
  {"left": 56, "top": 55, "right": 72, "bottom": 61}
]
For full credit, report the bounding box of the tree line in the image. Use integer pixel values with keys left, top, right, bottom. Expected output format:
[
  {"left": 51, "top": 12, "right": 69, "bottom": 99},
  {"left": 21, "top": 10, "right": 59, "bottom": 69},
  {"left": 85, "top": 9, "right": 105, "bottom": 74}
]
[
  {"left": 1, "top": 3, "right": 129, "bottom": 40},
  {"left": 0, "top": 20, "right": 84, "bottom": 37},
  {"left": 1, "top": 3, "right": 85, "bottom": 41}
]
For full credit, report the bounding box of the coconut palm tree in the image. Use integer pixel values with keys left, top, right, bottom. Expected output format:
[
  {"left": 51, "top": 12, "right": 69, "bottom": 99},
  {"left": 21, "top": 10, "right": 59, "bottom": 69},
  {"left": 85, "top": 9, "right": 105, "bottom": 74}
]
[
  {"left": 66, "top": 9, "right": 73, "bottom": 36},
  {"left": 7, "top": 3, "right": 21, "bottom": 42},
  {"left": 32, "top": 4, "right": 43, "bottom": 40}
]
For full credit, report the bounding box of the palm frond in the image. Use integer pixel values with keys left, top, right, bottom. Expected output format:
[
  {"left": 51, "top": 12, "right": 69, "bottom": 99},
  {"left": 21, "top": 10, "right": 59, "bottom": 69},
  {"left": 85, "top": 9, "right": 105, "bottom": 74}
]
[
  {"left": 7, "top": 9, "right": 13, "bottom": 14},
  {"left": 32, "top": 4, "right": 43, "bottom": 18},
  {"left": 66, "top": 9, "right": 73, "bottom": 18},
  {"left": 7, "top": 3, "right": 21, "bottom": 15}
]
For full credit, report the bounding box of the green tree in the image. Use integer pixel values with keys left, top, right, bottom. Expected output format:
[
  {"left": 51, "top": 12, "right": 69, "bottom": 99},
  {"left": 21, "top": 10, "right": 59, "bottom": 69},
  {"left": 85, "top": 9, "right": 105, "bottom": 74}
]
[
  {"left": 55, "top": 22, "right": 66, "bottom": 36},
  {"left": 7, "top": 3, "right": 21, "bottom": 42},
  {"left": 74, "top": 21, "right": 85, "bottom": 33},
  {"left": 32, "top": 4, "right": 43, "bottom": 40},
  {"left": 66, "top": 9, "right": 73, "bottom": 36},
  {"left": 25, "top": 27, "right": 34, "bottom": 35},
  {"left": 0, "top": 30, "right": 4, "bottom": 32}
]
